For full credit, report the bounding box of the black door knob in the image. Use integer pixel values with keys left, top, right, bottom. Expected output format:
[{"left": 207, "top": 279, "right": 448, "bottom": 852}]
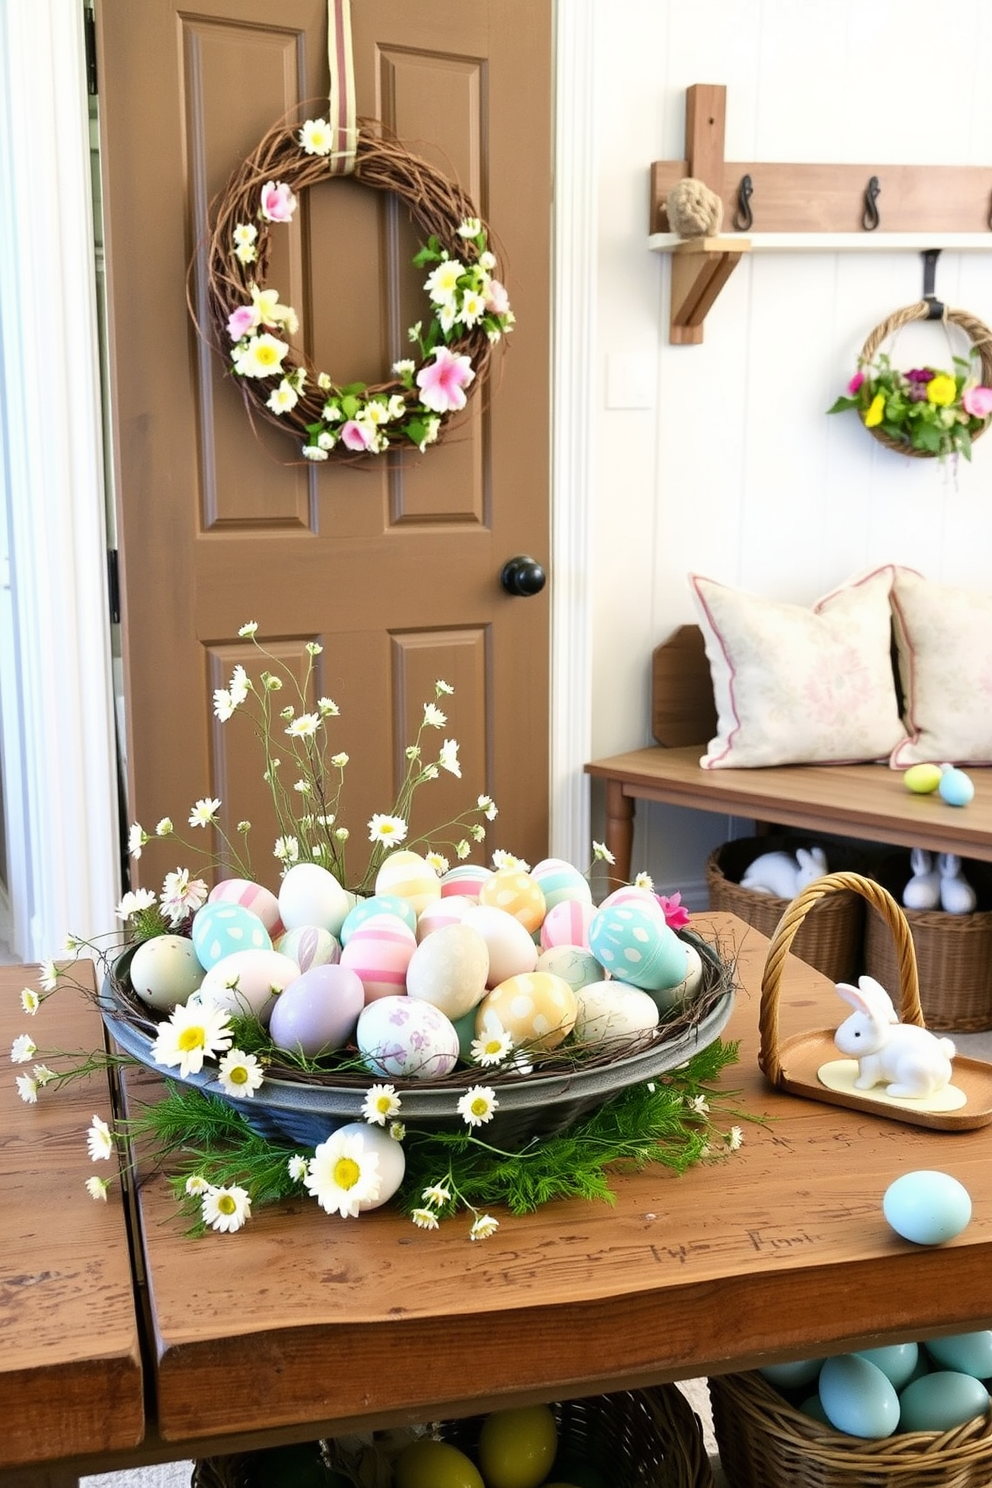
[{"left": 500, "top": 555, "right": 547, "bottom": 596}]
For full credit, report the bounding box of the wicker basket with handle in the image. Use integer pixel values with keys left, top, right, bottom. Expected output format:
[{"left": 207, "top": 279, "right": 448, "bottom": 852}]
[
  {"left": 709, "top": 1368, "right": 992, "bottom": 1488},
  {"left": 756, "top": 872, "right": 992, "bottom": 1131}
]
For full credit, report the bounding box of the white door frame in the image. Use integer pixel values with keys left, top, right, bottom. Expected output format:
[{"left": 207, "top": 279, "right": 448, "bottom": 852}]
[{"left": 0, "top": 2, "right": 595, "bottom": 960}]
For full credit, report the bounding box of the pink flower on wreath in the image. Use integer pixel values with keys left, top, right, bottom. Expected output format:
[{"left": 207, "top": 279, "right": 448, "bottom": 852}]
[
  {"left": 655, "top": 891, "right": 691, "bottom": 930},
  {"left": 416, "top": 345, "right": 476, "bottom": 414},
  {"left": 485, "top": 279, "right": 510, "bottom": 316},
  {"left": 340, "top": 419, "right": 375, "bottom": 452},
  {"left": 260, "top": 180, "right": 297, "bottom": 223},
  {"left": 227, "top": 304, "right": 257, "bottom": 342},
  {"left": 847, "top": 370, "right": 865, "bottom": 396},
  {"left": 963, "top": 384, "right": 992, "bottom": 418}
]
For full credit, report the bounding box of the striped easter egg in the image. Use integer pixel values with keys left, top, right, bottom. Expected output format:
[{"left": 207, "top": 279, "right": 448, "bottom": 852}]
[
  {"left": 439, "top": 863, "right": 493, "bottom": 900},
  {"left": 374, "top": 850, "right": 442, "bottom": 916},
  {"left": 531, "top": 857, "right": 593, "bottom": 912},
  {"left": 208, "top": 878, "right": 284, "bottom": 938},
  {"left": 339, "top": 913, "right": 417, "bottom": 1003},
  {"left": 540, "top": 898, "right": 595, "bottom": 950}
]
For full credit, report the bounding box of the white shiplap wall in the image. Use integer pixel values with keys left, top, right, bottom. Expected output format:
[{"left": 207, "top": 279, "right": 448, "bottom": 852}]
[{"left": 590, "top": 0, "right": 992, "bottom": 900}]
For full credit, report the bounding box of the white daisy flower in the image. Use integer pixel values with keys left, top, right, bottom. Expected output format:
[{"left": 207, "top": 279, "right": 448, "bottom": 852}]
[
  {"left": 150, "top": 1001, "right": 233, "bottom": 1078},
  {"left": 298, "top": 116, "right": 334, "bottom": 155},
  {"left": 86, "top": 1114, "right": 114, "bottom": 1162},
  {"left": 16, "top": 1073, "right": 39, "bottom": 1103},
  {"left": 368, "top": 813, "right": 407, "bottom": 846},
  {"left": 456, "top": 1085, "right": 498, "bottom": 1128},
  {"left": 411, "top": 1208, "right": 439, "bottom": 1230},
  {"left": 20, "top": 988, "right": 40, "bottom": 1015},
  {"left": 188, "top": 797, "right": 222, "bottom": 828},
  {"left": 128, "top": 822, "right": 146, "bottom": 859},
  {"left": 423, "top": 703, "right": 447, "bottom": 728},
  {"left": 10, "top": 1034, "right": 37, "bottom": 1064},
  {"left": 185, "top": 1174, "right": 210, "bottom": 1196},
  {"left": 470, "top": 1029, "right": 514, "bottom": 1067},
  {"left": 421, "top": 1183, "right": 451, "bottom": 1207},
  {"left": 304, "top": 1129, "right": 382, "bottom": 1218},
  {"left": 469, "top": 1213, "right": 499, "bottom": 1241},
  {"left": 287, "top": 1155, "right": 309, "bottom": 1183},
  {"left": 201, "top": 1185, "right": 252, "bottom": 1234},
  {"left": 86, "top": 1176, "right": 111, "bottom": 1202},
  {"left": 438, "top": 739, "right": 461, "bottom": 778},
  {"left": 216, "top": 1049, "right": 265, "bottom": 1099},
  {"left": 361, "top": 1084, "right": 401, "bottom": 1126}
]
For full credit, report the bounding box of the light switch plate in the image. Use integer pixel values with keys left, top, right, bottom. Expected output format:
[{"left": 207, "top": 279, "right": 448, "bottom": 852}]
[{"left": 605, "top": 352, "right": 655, "bottom": 409}]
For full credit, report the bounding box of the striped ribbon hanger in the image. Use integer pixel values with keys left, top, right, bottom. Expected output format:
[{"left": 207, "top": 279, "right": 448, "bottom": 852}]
[{"left": 326, "top": 0, "right": 358, "bottom": 174}]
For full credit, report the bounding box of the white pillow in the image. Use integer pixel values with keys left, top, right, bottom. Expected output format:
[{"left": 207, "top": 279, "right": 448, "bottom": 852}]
[
  {"left": 889, "top": 568, "right": 992, "bottom": 767},
  {"left": 690, "top": 568, "right": 908, "bottom": 769}
]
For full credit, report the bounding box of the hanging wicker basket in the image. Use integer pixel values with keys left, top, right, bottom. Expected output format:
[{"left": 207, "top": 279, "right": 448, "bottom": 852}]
[
  {"left": 709, "top": 1369, "right": 992, "bottom": 1488},
  {"left": 859, "top": 301, "right": 992, "bottom": 458}
]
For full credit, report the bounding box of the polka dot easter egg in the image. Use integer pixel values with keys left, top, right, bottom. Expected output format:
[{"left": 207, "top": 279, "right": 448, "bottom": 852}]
[
  {"left": 589, "top": 902, "right": 689, "bottom": 992},
  {"left": 356, "top": 995, "right": 460, "bottom": 1079},
  {"left": 478, "top": 868, "right": 546, "bottom": 934},
  {"left": 191, "top": 901, "right": 272, "bottom": 971},
  {"left": 475, "top": 971, "right": 577, "bottom": 1050}
]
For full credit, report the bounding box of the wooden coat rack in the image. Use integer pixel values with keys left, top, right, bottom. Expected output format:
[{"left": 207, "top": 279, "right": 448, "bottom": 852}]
[{"left": 653, "top": 84, "right": 992, "bottom": 343}]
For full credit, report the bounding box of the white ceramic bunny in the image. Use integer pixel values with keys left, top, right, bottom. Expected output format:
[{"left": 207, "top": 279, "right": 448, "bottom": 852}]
[
  {"left": 739, "top": 845, "right": 828, "bottom": 898},
  {"left": 833, "top": 975, "right": 956, "bottom": 1099},
  {"left": 938, "top": 853, "right": 977, "bottom": 915},
  {"left": 903, "top": 848, "right": 941, "bottom": 911}
]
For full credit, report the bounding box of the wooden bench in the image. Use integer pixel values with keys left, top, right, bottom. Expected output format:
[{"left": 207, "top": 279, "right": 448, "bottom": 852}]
[{"left": 585, "top": 625, "right": 992, "bottom": 886}]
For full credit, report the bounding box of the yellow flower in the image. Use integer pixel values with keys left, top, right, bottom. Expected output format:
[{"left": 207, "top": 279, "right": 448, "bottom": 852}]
[
  {"left": 926, "top": 373, "right": 957, "bottom": 407},
  {"left": 864, "top": 392, "right": 886, "bottom": 428}
]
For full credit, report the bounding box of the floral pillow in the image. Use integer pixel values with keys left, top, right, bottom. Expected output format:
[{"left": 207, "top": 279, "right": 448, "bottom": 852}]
[
  {"left": 689, "top": 568, "right": 908, "bottom": 769},
  {"left": 889, "top": 568, "right": 992, "bottom": 767}
]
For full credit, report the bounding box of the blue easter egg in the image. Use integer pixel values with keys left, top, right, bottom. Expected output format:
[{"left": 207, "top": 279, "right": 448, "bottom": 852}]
[
  {"left": 588, "top": 903, "right": 688, "bottom": 991},
  {"left": 882, "top": 1170, "right": 972, "bottom": 1245},
  {"left": 191, "top": 901, "right": 272, "bottom": 970},
  {"left": 530, "top": 856, "right": 593, "bottom": 912},
  {"left": 339, "top": 894, "right": 417, "bottom": 945},
  {"left": 939, "top": 767, "right": 975, "bottom": 807}
]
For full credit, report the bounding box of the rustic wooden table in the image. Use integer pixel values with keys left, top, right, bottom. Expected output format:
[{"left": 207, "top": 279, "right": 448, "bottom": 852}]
[{"left": 7, "top": 915, "right": 992, "bottom": 1481}]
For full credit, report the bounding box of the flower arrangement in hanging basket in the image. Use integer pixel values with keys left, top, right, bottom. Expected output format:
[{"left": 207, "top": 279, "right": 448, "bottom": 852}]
[
  {"left": 827, "top": 301, "right": 992, "bottom": 462},
  {"left": 196, "top": 107, "right": 514, "bottom": 461}
]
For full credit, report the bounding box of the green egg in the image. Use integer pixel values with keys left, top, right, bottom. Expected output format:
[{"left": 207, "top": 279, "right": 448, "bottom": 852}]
[{"left": 904, "top": 762, "right": 942, "bottom": 794}]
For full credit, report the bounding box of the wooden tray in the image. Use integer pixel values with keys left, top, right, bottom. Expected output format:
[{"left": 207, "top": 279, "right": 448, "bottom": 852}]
[{"left": 757, "top": 872, "right": 992, "bottom": 1130}]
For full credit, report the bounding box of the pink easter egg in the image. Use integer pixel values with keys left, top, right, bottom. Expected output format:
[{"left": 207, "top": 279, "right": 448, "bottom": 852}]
[
  {"left": 540, "top": 898, "right": 596, "bottom": 951},
  {"left": 599, "top": 885, "right": 658, "bottom": 912},
  {"left": 208, "top": 877, "right": 284, "bottom": 938},
  {"left": 197, "top": 948, "right": 300, "bottom": 1026},
  {"left": 416, "top": 894, "right": 474, "bottom": 941},
  {"left": 339, "top": 913, "right": 417, "bottom": 1003},
  {"left": 440, "top": 863, "right": 493, "bottom": 900}
]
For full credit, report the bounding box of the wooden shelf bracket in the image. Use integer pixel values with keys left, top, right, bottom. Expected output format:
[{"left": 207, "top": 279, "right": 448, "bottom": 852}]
[{"left": 669, "top": 235, "right": 750, "bottom": 345}]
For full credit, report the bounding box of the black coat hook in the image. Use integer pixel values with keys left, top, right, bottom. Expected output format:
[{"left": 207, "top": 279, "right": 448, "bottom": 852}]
[
  {"left": 922, "top": 247, "right": 944, "bottom": 320},
  {"left": 733, "top": 174, "right": 753, "bottom": 232},
  {"left": 862, "top": 175, "right": 881, "bottom": 231}
]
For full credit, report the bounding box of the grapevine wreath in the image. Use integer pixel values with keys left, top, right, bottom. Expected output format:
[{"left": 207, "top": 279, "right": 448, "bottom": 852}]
[{"left": 199, "top": 108, "right": 515, "bottom": 461}]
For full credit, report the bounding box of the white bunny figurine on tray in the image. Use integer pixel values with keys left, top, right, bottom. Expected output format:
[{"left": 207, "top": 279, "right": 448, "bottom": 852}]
[
  {"left": 833, "top": 975, "right": 956, "bottom": 1099},
  {"left": 739, "top": 845, "right": 828, "bottom": 898}
]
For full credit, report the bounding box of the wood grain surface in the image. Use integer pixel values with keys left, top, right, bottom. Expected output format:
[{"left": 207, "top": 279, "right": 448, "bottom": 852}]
[
  {"left": 122, "top": 915, "right": 992, "bottom": 1448},
  {"left": 0, "top": 962, "right": 144, "bottom": 1469}
]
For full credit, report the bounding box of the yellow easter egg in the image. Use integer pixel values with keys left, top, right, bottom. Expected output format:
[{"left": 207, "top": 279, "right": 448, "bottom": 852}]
[
  {"left": 374, "top": 849, "right": 442, "bottom": 916},
  {"left": 477, "top": 972, "right": 577, "bottom": 1050},
  {"left": 478, "top": 868, "right": 547, "bottom": 933},
  {"left": 478, "top": 1404, "right": 558, "bottom": 1488},
  {"left": 394, "top": 1438, "right": 484, "bottom": 1488},
  {"left": 904, "top": 762, "right": 942, "bottom": 794}
]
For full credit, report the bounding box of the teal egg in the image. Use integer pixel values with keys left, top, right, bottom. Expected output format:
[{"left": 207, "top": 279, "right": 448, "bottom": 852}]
[
  {"left": 925, "top": 1330, "right": 992, "bottom": 1379},
  {"left": 191, "top": 901, "right": 272, "bottom": 969},
  {"left": 883, "top": 1170, "right": 972, "bottom": 1245},
  {"left": 939, "top": 767, "right": 975, "bottom": 807},
  {"left": 339, "top": 894, "right": 416, "bottom": 944},
  {"left": 759, "top": 1358, "right": 824, "bottom": 1390},
  {"left": 818, "top": 1355, "right": 900, "bottom": 1438},
  {"left": 855, "top": 1343, "right": 919, "bottom": 1390},
  {"left": 899, "top": 1371, "right": 990, "bottom": 1432},
  {"left": 799, "top": 1394, "right": 831, "bottom": 1424},
  {"left": 531, "top": 856, "right": 593, "bottom": 912},
  {"left": 588, "top": 904, "right": 688, "bottom": 991}
]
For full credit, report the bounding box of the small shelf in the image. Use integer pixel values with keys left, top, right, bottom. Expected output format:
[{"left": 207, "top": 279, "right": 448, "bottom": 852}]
[
  {"left": 667, "top": 236, "right": 751, "bottom": 345},
  {"left": 651, "top": 231, "right": 992, "bottom": 253}
]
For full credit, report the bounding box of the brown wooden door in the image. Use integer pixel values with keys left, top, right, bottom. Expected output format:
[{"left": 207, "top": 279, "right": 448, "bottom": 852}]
[{"left": 95, "top": 0, "right": 551, "bottom": 893}]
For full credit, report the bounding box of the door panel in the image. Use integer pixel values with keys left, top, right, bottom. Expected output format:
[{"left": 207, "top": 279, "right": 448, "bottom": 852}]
[{"left": 96, "top": 0, "right": 551, "bottom": 893}]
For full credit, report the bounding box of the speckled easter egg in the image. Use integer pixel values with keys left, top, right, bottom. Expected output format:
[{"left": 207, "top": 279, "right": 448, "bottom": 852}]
[
  {"left": 440, "top": 863, "right": 493, "bottom": 900},
  {"left": 198, "top": 948, "right": 300, "bottom": 1025},
  {"left": 478, "top": 868, "right": 547, "bottom": 934},
  {"left": 476, "top": 972, "right": 577, "bottom": 1050},
  {"left": 356, "top": 995, "right": 460, "bottom": 1079},
  {"left": 374, "top": 850, "right": 442, "bottom": 916},
  {"left": 531, "top": 857, "right": 593, "bottom": 912},
  {"left": 536, "top": 944, "right": 605, "bottom": 994},
  {"left": 416, "top": 894, "right": 474, "bottom": 941},
  {"left": 463, "top": 904, "right": 539, "bottom": 986},
  {"left": 207, "top": 878, "right": 284, "bottom": 938},
  {"left": 589, "top": 903, "right": 689, "bottom": 992},
  {"left": 191, "top": 901, "right": 272, "bottom": 971},
  {"left": 278, "top": 862, "right": 353, "bottom": 936},
  {"left": 540, "top": 899, "right": 596, "bottom": 951},
  {"left": 268, "top": 963, "right": 364, "bottom": 1057},
  {"left": 273, "top": 924, "right": 340, "bottom": 973},
  {"left": 572, "top": 979, "right": 659, "bottom": 1046},
  {"left": 339, "top": 913, "right": 418, "bottom": 1003},
  {"left": 340, "top": 894, "right": 417, "bottom": 944},
  {"left": 405, "top": 922, "right": 490, "bottom": 1021},
  {"left": 129, "top": 934, "right": 205, "bottom": 1011}
]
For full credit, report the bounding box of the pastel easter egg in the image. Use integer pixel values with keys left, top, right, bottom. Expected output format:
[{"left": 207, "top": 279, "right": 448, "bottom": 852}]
[
  {"left": 417, "top": 894, "right": 474, "bottom": 940},
  {"left": 904, "top": 762, "right": 942, "bottom": 795},
  {"left": 278, "top": 862, "right": 353, "bottom": 936},
  {"left": 759, "top": 1359, "right": 824, "bottom": 1390},
  {"left": 207, "top": 878, "right": 284, "bottom": 937},
  {"left": 440, "top": 863, "right": 494, "bottom": 900},
  {"left": 476, "top": 971, "right": 577, "bottom": 1050},
  {"left": 129, "top": 934, "right": 205, "bottom": 1011},
  {"left": 537, "top": 944, "right": 604, "bottom": 994},
  {"left": 588, "top": 903, "right": 689, "bottom": 992},
  {"left": 191, "top": 901, "right": 272, "bottom": 971},
  {"left": 572, "top": 979, "right": 659, "bottom": 1046},
  {"left": 531, "top": 857, "right": 593, "bottom": 912},
  {"left": 599, "top": 885, "right": 659, "bottom": 911},
  {"left": 899, "top": 1372, "right": 990, "bottom": 1433},
  {"left": 817, "top": 1354, "right": 900, "bottom": 1438},
  {"left": 317, "top": 1122, "right": 406, "bottom": 1212},
  {"left": 356, "top": 995, "right": 459, "bottom": 1079},
  {"left": 540, "top": 899, "right": 596, "bottom": 951},
  {"left": 340, "top": 894, "right": 417, "bottom": 945},
  {"left": 198, "top": 948, "right": 300, "bottom": 1025},
  {"left": 855, "top": 1343, "right": 919, "bottom": 1390},
  {"left": 925, "top": 1329, "right": 992, "bottom": 1378},
  {"left": 650, "top": 942, "right": 704, "bottom": 1013},
  {"left": 883, "top": 1170, "right": 972, "bottom": 1245},
  {"left": 405, "top": 923, "right": 490, "bottom": 1020},
  {"left": 478, "top": 868, "right": 547, "bottom": 934},
  {"left": 939, "top": 766, "right": 975, "bottom": 807},
  {"left": 375, "top": 850, "right": 442, "bottom": 915},
  {"left": 463, "top": 904, "right": 539, "bottom": 986},
  {"left": 339, "top": 914, "right": 418, "bottom": 1003},
  {"left": 274, "top": 924, "right": 340, "bottom": 973},
  {"left": 268, "top": 963, "right": 364, "bottom": 1057}
]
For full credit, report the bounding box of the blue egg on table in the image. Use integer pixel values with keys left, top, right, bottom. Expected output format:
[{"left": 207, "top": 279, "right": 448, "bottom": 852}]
[
  {"left": 883, "top": 1170, "right": 972, "bottom": 1245},
  {"left": 939, "top": 767, "right": 975, "bottom": 807},
  {"left": 191, "top": 901, "right": 272, "bottom": 970},
  {"left": 818, "top": 1354, "right": 900, "bottom": 1438}
]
